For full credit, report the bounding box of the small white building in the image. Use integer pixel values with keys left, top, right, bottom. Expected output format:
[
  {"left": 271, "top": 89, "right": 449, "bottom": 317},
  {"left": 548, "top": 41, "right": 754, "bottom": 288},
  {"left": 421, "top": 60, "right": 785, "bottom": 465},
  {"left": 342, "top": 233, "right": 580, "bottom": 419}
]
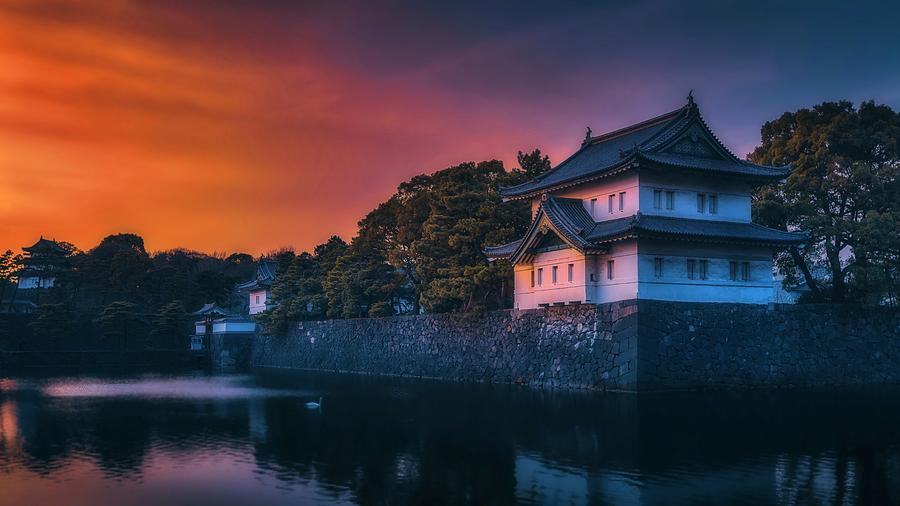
[
  {"left": 236, "top": 260, "right": 278, "bottom": 315},
  {"left": 191, "top": 303, "right": 256, "bottom": 351},
  {"left": 486, "top": 95, "right": 806, "bottom": 309},
  {"left": 17, "top": 237, "right": 68, "bottom": 290}
]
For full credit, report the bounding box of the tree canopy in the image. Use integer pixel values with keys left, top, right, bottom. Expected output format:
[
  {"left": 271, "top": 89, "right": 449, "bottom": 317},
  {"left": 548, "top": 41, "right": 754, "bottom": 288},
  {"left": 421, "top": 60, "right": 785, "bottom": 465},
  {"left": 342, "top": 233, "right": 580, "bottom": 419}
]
[{"left": 750, "top": 100, "right": 900, "bottom": 304}]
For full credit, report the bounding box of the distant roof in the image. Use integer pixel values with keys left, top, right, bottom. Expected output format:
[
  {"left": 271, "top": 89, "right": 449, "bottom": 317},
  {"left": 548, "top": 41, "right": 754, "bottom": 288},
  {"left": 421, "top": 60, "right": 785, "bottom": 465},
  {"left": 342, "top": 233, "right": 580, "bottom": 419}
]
[
  {"left": 500, "top": 97, "right": 790, "bottom": 199},
  {"left": 23, "top": 236, "right": 66, "bottom": 254},
  {"left": 486, "top": 196, "right": 806, "bottom": 264},
  {"left": 235, "top": 259, "right": 279, "bottom": 291},
  {"left": 192, "top": 303, "right": 233, "bottom": 316}
]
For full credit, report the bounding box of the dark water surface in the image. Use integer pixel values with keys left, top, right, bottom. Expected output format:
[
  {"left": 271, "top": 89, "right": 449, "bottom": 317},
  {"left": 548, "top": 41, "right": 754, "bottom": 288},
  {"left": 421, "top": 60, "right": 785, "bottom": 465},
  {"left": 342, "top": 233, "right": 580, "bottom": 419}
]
[{"left": 1, "top": 371, "right": 899, "bottom": 505}]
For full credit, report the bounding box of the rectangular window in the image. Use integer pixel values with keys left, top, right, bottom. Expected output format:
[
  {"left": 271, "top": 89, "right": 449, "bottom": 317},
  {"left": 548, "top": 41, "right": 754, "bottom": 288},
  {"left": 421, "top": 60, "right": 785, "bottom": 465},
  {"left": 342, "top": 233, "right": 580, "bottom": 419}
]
[
  {"left": 653, "top": 190, "right": 662, "bottom": 209},
  {"left": 666, "top": 191, "right": 675, "bottom": 210},
  {"left": 708, "top": 194, "right": 718, "bottom": 214},
  {"left": 608, "top": 194, "right": 615, "bottom": 213},
  {"left": 590, "top": 198, "right": 597, "bottom": 216},
  {"left": 697, "top": 193, "right": 706, "bottom": 213},
  {"left": 741, "top": 262, "right": 750, "bottom": 281},
  {"left": 590, "top": 273, "right": 596, "bottom": 282},
  {"left": 699, "top": 259, "right": 708, "bottom": 280},
  {"left": 255, "top": 295, "right": 260, "bottom": 304},
  {"left": 567, "top": 264, "right": 574, "bottom": 282},
  {"left": 729, "top": 261, "right": 738, "bottom": 281},
  {"left": 531, "top": 270, "right": 535, "bottom": 287},
  {"left": 537, "top": 268, "right": 543, "bottom": 286},
  {"left": 607, "top": 260, "right": 615, "bottom": 280},
  {"left": 654, "top": 257, "right": 663, "bottom": 278},
  {"left": 687, "top": 259, "right": 696, "bottom": 280},
  {"left": 552, "top": 265, "right": 558, "bottom": 284},
  {"left": 619, "top": 192, "right": 625, "bottom": 211}
]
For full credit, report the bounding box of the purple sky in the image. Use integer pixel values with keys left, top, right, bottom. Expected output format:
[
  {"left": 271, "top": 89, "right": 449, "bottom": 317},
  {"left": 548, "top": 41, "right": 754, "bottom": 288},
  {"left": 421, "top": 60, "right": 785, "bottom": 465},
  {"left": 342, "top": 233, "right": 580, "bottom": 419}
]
[{"left": 1, "top": 0, "right": 898, "bottom": 254}]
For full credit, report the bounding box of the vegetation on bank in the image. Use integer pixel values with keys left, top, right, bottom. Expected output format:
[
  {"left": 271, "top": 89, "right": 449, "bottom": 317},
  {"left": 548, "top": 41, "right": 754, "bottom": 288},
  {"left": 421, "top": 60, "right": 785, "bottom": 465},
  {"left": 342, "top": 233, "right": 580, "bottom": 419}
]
[
  {"left": 0, "top": 100, "right": 897, "bottom": 346},
  {"left": 0, "top": 234, "right": 256, "bottom": 349}
]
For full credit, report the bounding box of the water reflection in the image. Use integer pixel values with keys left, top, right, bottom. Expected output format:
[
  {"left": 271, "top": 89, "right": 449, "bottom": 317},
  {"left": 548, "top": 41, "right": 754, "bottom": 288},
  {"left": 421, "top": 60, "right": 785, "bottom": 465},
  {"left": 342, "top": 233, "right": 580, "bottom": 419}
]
[{"left": 0, "top": 372, "right": 899, "bottom": 505}]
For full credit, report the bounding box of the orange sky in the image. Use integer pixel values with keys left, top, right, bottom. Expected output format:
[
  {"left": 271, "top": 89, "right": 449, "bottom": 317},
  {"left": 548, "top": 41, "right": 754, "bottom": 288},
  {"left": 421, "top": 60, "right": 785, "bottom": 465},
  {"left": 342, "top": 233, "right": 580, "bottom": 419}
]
[{"left": 1, "top": 0, "right": 897, "bottom": 255}]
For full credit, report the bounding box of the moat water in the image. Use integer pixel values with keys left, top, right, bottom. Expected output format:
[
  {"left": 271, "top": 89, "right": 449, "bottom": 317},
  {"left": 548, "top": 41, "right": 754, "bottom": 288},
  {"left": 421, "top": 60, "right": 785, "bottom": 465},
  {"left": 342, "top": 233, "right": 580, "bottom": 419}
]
[{"left": 1, "top": 371, "right": 899, "bottom": 505}]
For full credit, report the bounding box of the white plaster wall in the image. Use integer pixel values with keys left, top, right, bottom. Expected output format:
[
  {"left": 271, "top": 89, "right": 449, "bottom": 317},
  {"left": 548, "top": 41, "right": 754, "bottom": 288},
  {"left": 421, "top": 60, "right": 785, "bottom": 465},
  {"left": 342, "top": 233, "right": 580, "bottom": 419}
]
[
  {"left": 514, "top": 248, "right": 587, "bottom": 309},
  {"left": 638, "top": 171, "right": 752, "bottom": 222},
  {"left": 249, "top": 289, "right": 268, "bottom": 315},
  {"left": 212, "top": 320, "right": 257, "bottom": 333},
  {"left": 636, "top": 239, "right": 774, "bottom": 304},
  {"left": 17, "top": 276, "right": 54, "bottom": 289},
  {"left": 587, "top": 240, "right": 639, "bottom": 303}
]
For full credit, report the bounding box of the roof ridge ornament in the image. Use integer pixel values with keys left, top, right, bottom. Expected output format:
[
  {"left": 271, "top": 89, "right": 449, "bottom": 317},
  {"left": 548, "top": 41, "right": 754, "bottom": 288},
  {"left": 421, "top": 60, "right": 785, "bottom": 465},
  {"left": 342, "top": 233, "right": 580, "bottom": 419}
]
[
  {"left": 686, "top": 89, "right": 698, "bottom": 115},
  {"left": 582, "top": 127, "right": 592, "bottom": 147}
]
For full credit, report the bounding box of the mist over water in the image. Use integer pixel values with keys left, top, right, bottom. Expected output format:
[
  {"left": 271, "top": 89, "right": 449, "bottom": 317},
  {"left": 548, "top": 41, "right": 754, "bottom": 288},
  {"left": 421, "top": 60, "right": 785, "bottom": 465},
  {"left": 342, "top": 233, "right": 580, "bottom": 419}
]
[{"left": 1, "top": 371, "right": 899, "bottom": 505}]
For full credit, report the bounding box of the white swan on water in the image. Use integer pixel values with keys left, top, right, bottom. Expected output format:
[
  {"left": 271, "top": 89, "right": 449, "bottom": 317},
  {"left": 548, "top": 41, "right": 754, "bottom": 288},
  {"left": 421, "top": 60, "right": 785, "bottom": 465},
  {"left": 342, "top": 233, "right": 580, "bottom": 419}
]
[{"left": 305, "top": 397, "right": 322, "bottom": 410}]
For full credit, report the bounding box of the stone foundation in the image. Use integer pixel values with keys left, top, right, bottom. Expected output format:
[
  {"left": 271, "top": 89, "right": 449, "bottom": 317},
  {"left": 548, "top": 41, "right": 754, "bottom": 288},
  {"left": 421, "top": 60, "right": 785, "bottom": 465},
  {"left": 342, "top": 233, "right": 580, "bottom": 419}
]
[{"left": 253, "top": 300, "right": 900, "bottom": 391}]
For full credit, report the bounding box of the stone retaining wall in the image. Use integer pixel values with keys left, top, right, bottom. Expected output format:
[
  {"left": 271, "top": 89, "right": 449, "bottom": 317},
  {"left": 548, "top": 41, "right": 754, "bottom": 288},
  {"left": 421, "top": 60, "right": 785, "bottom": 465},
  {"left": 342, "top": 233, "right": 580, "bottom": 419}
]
[
  {"left": 253, "top": 301, "right": 639, "bottom": 390},
  {"left": 638, "top": 301, "right": 900, "bottom": 390},
  {"left": 253, "top": 300, "right": 900, "bottom": 391}
]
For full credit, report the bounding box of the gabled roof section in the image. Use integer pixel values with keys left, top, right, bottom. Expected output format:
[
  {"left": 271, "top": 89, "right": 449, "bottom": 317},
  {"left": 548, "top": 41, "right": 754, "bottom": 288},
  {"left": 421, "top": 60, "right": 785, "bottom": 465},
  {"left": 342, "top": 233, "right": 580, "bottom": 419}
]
[
  {"left": 23, "top": 236, "right": 66, "bottom": 254},
  {"left": 192, "top": 303, "right": 233, "bottom": 317},
  {"left": 500, "top": 96, "right": 790, "bottom": 200},
  {"left": 485, "top": 197, "right": 611, "bottom": 264},
  {"left": 236, "top": 259, "right": 279, "bottom": 291}
]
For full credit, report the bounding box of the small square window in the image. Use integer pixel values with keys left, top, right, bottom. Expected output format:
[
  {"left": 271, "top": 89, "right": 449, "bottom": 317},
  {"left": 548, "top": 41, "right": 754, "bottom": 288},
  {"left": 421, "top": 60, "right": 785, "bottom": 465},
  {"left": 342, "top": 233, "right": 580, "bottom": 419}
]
[
  {"left": 607, "top": 260, "right": 615, "bottom": 280},
  {"left": 666, "top": 191, "right": 675, "bottom": 210},
  {"left": 567, "top": 264, "right": 574, "bottom": 282},
  {"left": 654, "top": 257, "right": 663, "bottom": 278}
]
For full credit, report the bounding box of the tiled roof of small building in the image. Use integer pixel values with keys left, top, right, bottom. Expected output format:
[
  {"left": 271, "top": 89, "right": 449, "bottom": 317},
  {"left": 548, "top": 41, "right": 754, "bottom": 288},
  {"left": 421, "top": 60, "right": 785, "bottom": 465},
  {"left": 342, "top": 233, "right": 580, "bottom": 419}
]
[
  {"left": 23, "top": 236, "right": 66, "bottom": 254},
  {"left": 500, "top": 97, "right": 789, "bottom": 199},
  {"left": 192, "top": 303, "right": 233, "bottom": 316}
]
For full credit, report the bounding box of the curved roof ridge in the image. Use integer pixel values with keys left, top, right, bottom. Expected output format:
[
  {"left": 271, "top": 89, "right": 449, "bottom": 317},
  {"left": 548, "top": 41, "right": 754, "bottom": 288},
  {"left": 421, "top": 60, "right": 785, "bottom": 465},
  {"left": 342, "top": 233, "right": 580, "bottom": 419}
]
[{"left": 587, "top": 104, "right": 688, "bottom": 145}]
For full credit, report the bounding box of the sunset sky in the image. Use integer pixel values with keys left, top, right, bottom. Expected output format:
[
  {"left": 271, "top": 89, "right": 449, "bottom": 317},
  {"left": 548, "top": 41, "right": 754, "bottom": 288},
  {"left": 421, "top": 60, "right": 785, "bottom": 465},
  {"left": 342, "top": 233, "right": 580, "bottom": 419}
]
[{"left": 1, "top": 0, "right": 898, "bottom": 255}]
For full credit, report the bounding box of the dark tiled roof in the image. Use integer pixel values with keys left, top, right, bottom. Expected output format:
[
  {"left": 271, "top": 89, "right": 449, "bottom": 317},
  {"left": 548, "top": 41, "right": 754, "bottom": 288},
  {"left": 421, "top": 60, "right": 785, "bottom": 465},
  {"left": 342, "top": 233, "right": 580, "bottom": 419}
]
[
  {"left": 606, "top": 214, "right": 806, "bottom": 245},
  {"left": 236, "top": 259, "right": 279, "bottom": 291},
  {"left": 500, "top": 100, "right": 789, "bottom": 199},
  {"left": 484, "top": 239, "right": 522, "bottom": 259},
  {"left": 23, "top": 237, "right": 66, "bottom": 254},
  {"left": 636, "top": 152, "right": 790, "bottom": 178},
  {"left": 192, "top": 303, "right": 233, "bottom": 316}
]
